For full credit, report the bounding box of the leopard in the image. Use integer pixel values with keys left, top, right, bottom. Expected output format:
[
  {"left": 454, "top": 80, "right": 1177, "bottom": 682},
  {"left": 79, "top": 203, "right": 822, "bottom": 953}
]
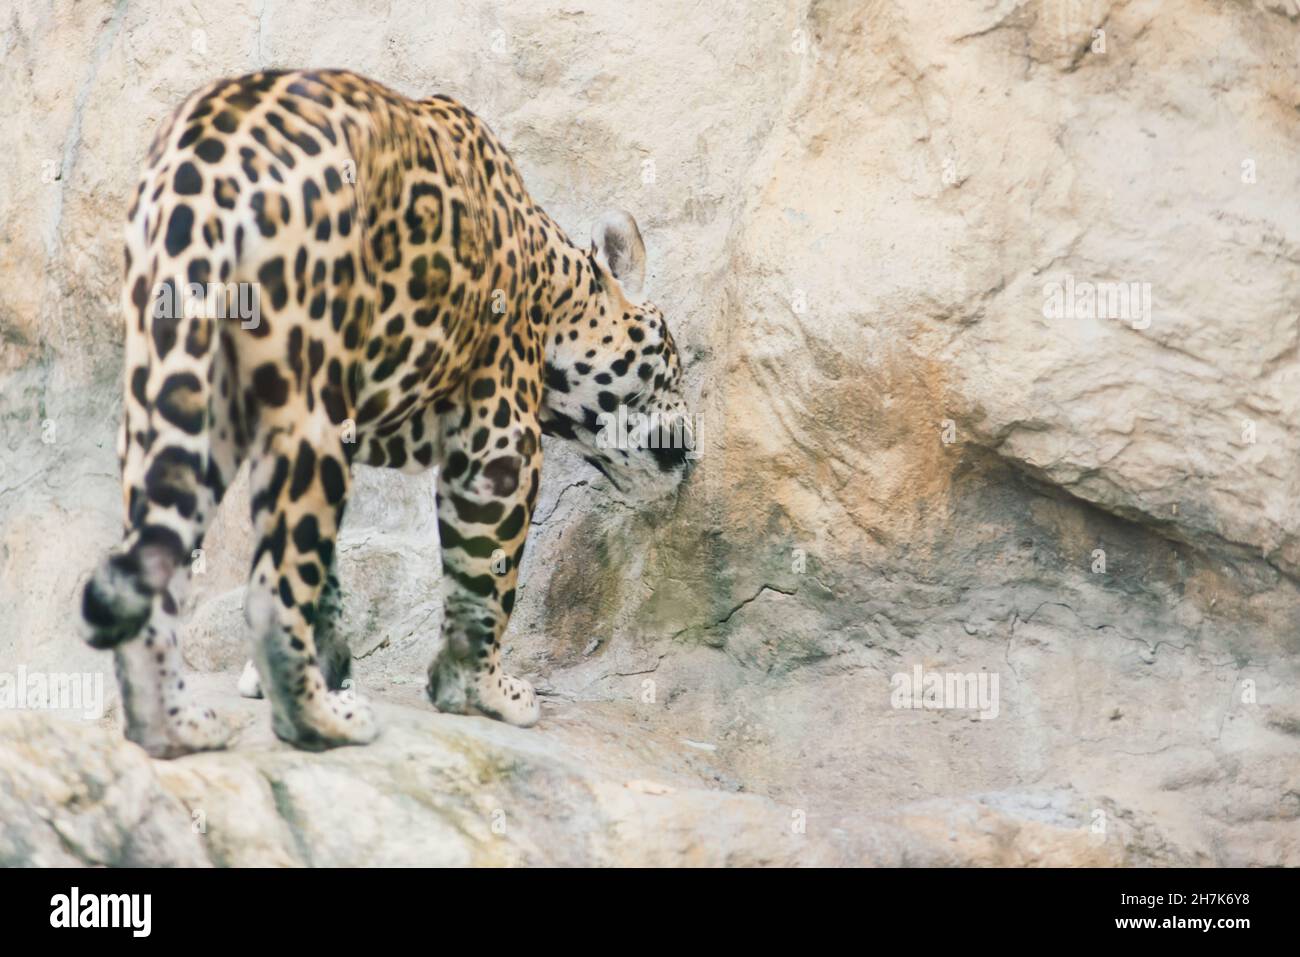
[{"left": 80, "top": 69, "right": 694, "bottom": 759}]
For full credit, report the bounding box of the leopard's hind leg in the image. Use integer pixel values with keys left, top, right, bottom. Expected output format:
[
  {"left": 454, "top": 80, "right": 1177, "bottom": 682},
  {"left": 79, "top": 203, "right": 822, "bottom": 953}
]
[
  {"left": 242, "top": 420, "right": 376, "bottom": 749},
  {"left": 110, "top": 397, "right": 247, "bottom": 758},
  {"left": 85, "top": 314, "right": 244, "bottom": 757},
  {"left": 238, "top": 563, "right": 350, "bottom": 698},
  {"left": 112, "top": 587, "right": 230, "bottom": 758}
]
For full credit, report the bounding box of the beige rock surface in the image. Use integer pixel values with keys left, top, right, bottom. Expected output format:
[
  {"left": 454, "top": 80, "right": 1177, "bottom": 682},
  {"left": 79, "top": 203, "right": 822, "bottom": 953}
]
[
  {"left": 0, "top": 694, "right": 1175, "bottom": 866},
  {"left": 1, "top": 0, "right": 1297, "bottom": 865}
]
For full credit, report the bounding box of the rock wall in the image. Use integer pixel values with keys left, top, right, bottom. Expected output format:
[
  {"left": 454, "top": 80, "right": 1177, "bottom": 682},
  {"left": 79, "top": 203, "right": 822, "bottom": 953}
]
[{"left": 1, "top": 0, "right": 1297, "bottom": 865}]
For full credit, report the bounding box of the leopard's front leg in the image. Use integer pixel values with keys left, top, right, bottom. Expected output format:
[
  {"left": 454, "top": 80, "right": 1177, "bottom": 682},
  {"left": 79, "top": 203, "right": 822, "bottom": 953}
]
[{"left": 427, "top": 371, "right": 542, "bottom": 727}]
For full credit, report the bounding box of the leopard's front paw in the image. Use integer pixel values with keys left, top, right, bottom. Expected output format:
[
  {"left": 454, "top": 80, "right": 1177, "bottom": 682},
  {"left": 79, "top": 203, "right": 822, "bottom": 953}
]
[
  {"left": 426, "top": 653, "right": 471, "bottom": 716},
  {"left": 472, "top": 669, "right": 541, "bottom": 727},
  {"left": 237, "top": 659, "right": 263, "bottom": 698}
]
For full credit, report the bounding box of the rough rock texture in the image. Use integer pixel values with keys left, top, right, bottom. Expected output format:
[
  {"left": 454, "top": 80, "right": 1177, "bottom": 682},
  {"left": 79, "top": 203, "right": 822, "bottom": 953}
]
[
  {"left": 1, "top": 0, "right": 1298, "bottom": 866},
  {"left": 0, "top": 692, "right": 1174, "bottom": 866}
]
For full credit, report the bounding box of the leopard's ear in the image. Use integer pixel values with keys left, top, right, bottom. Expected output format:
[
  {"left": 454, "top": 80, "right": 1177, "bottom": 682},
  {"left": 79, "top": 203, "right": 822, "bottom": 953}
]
[{"left": 591, "top": 209, "right": 645, "bottom": 298}]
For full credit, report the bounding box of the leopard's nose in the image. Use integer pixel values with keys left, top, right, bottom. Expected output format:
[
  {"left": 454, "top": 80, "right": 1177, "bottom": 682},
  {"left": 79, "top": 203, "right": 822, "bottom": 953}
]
[{"left": 650, "top": 440, "right": 689, "bottom": 472}]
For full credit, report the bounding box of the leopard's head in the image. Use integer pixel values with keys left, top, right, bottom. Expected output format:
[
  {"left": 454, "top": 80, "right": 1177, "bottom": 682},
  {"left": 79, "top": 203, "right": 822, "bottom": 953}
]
[{"left": 540, "top": 210, "right": 695, "bottom": 500}]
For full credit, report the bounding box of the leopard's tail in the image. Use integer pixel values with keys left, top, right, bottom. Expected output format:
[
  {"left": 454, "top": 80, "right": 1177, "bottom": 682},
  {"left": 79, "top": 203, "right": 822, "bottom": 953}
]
[{"left": 82, "top": 217, "right": 233, "bottom": 649}]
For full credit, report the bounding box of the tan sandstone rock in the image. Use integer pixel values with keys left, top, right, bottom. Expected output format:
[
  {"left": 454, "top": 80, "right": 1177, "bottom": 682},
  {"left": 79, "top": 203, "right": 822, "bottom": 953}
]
[{"left": 0, "top": 0, "right": 1296, "bottom": 865}]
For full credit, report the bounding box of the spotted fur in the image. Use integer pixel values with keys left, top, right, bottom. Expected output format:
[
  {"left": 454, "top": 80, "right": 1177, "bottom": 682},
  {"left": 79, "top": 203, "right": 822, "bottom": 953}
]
[{"left": 81, "top": 69, "right": 692, "bottom": 757}]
